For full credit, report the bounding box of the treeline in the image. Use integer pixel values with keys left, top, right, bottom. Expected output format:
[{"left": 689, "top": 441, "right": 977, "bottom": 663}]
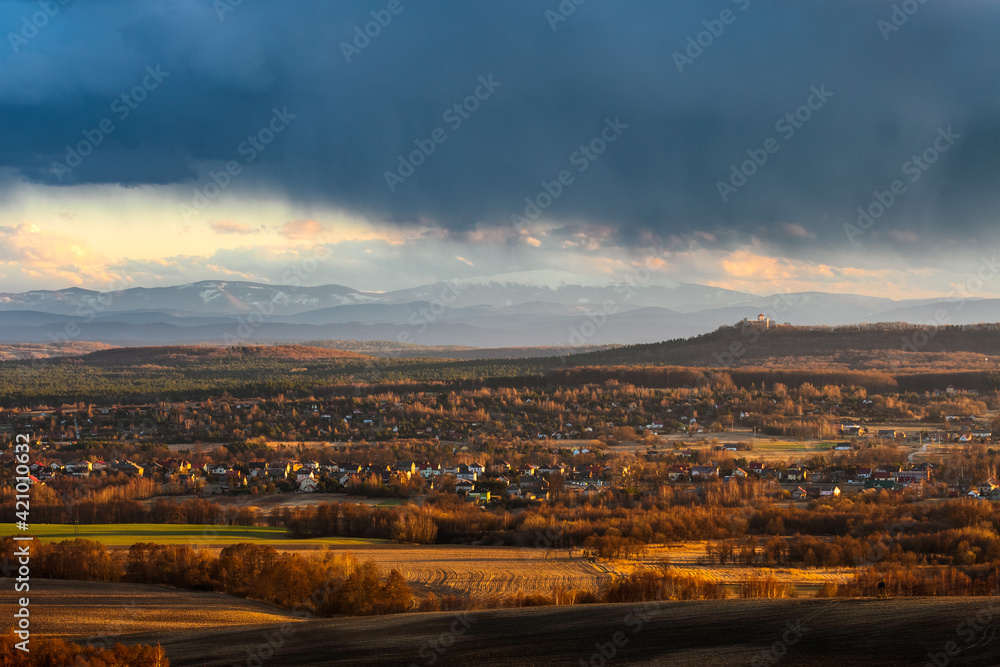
[
  {"left": 11, "top": 487, "right": 1000, "bottom": 571},
  {"left": 897, "top": 371, "right": 1000, "bottom": 394},
  {"left": 0, "top": 493, "right": 262, "bottom": 526},
  {"left": 6, "top": 538, "right": 412, "bottom": 617},
  {"left": 0, "top": 631, "right": 167, "bottom": 667},
  {"left": 276, "top": 497, "right": 487, "bottom": 544},
  {"left": 277, "top": 493, "right": 748, "bottom": 547},
  {"left": 419, "top": 568, "right": 778, "bottom": 610},
  {"left": 829, "top": 565, "right": 1000, "bottom": 597},
  {"left": 0, "top": 350, "right": 556, "bottom": 406},
  {"left": 694, "top": 498, "right": 1000, "bottom": 570},
  {"left": 544, "top": 365, "right": 902, "bottom": 393}
]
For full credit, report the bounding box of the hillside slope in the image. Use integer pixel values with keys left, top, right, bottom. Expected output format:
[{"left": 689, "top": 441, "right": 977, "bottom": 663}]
[
  {"left": 127, "top": 597, "right": 1000, "bottom": 666},
  {"left": 572, "top": 323, "right": 1000, "bottom": 371}
]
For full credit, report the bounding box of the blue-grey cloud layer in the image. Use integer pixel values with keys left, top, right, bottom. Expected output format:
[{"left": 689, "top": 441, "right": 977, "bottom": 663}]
[{"left": 1, "top": 0, "right": 999, "bottom": 251}]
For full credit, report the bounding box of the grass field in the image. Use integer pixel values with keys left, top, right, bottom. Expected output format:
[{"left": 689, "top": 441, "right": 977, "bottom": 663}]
[
  {"left": 750, "top": 440, "right": 812, "bottom": 451},
  {"left": 0, "top": 523, "right": 386, "bottom": 547}
]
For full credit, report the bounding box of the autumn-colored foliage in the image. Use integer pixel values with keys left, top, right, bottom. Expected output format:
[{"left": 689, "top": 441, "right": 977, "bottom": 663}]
[{"left": 0, "top": 631, "right": 167, "bottom": 667}]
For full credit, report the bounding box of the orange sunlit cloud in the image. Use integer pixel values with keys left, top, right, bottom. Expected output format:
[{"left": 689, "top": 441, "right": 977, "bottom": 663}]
[
  {"left": 281, "top": 218, "right": 327, "bottom": 240},
  {"left": 210, "top": 220, "right": 258, "bottom": 235},
  {"left": 0, "top": 223, "right": 120, "bottom": 286}
]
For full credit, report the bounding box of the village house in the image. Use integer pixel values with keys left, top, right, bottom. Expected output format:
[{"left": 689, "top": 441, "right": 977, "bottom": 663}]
[
  {"left": 518, "top": 464, "right": 538, "bottom": 477},
  {"left": 225, "top": 470, "right": 248, "bottom": 488},
  {"left": 690, "top": 465, "right": 719, "bottom": 479},
  {"left": 416, "top": 462, "right": 441, "bottom": 478},
  {"left": 394, "top": 461, "right": 417, "bottom": 477},
  {"left": 114, "top": 460, "right": 144, "bottom": 476},
  {"left": 205, "top": 463, "right": 229, "bottom": 477},
  {"left": 468, "top": 486, "right": 491, "bottom": 504},
  {"left": 783, "top": 466, "right": 807, "bottom": 482},
  {"left": 264, "top": 462, "right": 291, "bottom": 478},
  {"left": 157, "top": 458, "right": 192, "bottom": 473},
  {"left": 865, "top": 478, "right": 897, "bottom": 491},
  {"left": 895, "top": 470, "right": 930, "bottom": 484},
  {"left": 667, "top": 464, "right": 690, "bottom": 481},
  {"left": 793, "top": 486, "right": 841, "bottom": 499}
]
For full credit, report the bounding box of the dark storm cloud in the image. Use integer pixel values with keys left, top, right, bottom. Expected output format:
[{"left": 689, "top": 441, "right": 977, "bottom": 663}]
[{"left": 1, "top": 0, "right": 999, "bottom": 249}]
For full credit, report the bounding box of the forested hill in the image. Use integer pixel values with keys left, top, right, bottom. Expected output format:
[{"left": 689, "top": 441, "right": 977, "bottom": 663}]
[
  {"left": 567, "top": 322, "right": 1000, "bottom": 371},
  {"left": 5, "top": 326, "right": 1000, "bottom": 405}
]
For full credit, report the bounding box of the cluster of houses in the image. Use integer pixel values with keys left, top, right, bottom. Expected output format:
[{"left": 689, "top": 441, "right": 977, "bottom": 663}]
[
  {"left": 421, "top": 460, "right": 608, "bottom": 502},
  {"left": 656, "top": 459, "right": 940, "bottom": 498},
  {"left": 13, "top": 451, "right": 613, "bottom": 504},
  {"left": 197, "top": 458, "right": 612, "bottom": 502},
  {"left": 27, "top": 458, "right": 153, "bottom": 482},
  {"left": 24, "top": 442, "right": 1000, "bottom": 505},
  {"left": 838, "top": 419, "right": 992, "bottom": 443},
  {"left": 966, "top": 479, "right": 1000, "bottom": 500},
  {"left": 854, "top": 463, "right": 935, "bottom": 491}
]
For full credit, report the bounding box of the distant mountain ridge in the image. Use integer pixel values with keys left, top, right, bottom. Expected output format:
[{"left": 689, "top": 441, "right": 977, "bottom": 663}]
[{"left": 1, "top": 271, "right": 998, "bottom": 348}]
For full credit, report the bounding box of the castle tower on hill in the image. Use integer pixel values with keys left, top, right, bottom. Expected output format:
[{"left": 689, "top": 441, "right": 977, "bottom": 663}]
[{"left": 739, "top": 314, "right": 770, "bottom": 330}]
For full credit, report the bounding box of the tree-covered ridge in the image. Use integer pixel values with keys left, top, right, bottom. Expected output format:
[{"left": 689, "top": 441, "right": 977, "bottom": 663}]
[
  {"left": 4, "top": 323, "right": 1000, "bottom": 404},
  {"left": 572, "top": 322, "right": 1000, "bottom": 369}
]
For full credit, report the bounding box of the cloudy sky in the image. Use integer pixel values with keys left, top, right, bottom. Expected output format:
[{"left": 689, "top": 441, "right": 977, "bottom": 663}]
[{"left": 1, "top": 0, "right": 998, "bottom": 299}]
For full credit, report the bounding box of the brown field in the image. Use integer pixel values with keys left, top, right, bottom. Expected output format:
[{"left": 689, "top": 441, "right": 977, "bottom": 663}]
[
  {"left": 603, "top": 421, "right": 939, "bottom": 464},
  {"left": 647, "top": 542, "right": 852, "bottom": 594},
  {"left": 0, "top": 579, "right": 300, "bottom": 640},
  {"left": 11, "top": 582, "right": 1000, "bottom": 665},
  {"left": 28, "top": 588, "right": 997, "bottom": 666},
  {"left": 0, "top": 342, "right": 113, "bottom": 360},
  {"left": 309, "top": 544, "right": 621, "bottom": 599},
  {"left": 76, "top": 540, "right": 620, "bottom": 600}
]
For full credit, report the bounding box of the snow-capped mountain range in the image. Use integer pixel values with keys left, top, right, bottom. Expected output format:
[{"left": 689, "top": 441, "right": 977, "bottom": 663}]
[{"left": 0, "top": 271, "right": 997, "bottom": 348}]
